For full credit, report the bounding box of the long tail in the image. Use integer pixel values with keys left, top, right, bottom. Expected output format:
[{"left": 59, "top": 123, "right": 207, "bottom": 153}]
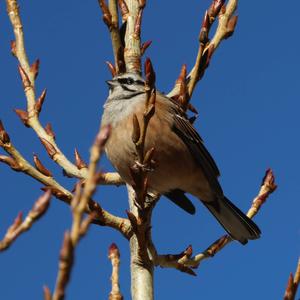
[{"left": 202, "top": 196, "right": 261, "bottom": 245}]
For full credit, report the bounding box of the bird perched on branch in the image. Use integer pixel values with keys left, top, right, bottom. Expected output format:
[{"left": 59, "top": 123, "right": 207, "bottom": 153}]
[{"left": 101, "top": 72, "right": 260, "bottom": 245}]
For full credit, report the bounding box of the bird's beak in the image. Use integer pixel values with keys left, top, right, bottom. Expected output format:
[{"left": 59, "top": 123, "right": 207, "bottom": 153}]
[{"left": 106, "top": 80, "right": 117, "bottom": 88}]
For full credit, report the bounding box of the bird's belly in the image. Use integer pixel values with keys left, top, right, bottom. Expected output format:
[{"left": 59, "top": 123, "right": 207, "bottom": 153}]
[{"left": 105, "top": 113, "right": 208, "bottom": 195}]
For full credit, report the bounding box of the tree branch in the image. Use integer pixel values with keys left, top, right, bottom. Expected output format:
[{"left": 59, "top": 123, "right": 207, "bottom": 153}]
[
  {"left": 284, "top": 258, "right": 300, "bottom": 300},
  {"left": 0, "top": 121, "right": 131, "bottom": 238},
  {"left": 168, "top": 0, "right": 239, "bottom": 100},
  {"left": 0, "top": 191, "right": 51, "bottom": 251},
  {"left": 108, "top": 243, "right": 123, "bottom": 300},
  {"left": 123, "top": 0, "right": 144, "bottom": 73},
  {"left": 153, "top": 169, "right": 277, "bottom": 273},
  {"left": 6, "top": 0, "right": 120, "bottom": 186},
  {"left": 52, "top": 125, "right": 120, "bottom": 300}
]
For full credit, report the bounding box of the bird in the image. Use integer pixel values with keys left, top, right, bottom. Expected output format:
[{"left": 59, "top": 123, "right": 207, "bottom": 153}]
[{"left": 101, "top": 72, "right": 261, "bottom": 244}]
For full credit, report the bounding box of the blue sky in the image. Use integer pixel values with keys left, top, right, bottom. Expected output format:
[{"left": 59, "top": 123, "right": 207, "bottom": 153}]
[{"left": 0, "top": 0, "right": 299, "bottom": 299}]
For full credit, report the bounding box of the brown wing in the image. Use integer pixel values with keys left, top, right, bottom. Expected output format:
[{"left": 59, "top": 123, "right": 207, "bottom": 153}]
[{"left": 166, "top": 96, "right": 223, "bottom": 196}]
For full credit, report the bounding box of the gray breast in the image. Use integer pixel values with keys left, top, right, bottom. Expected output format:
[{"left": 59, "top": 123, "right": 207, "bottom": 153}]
[{"left": 101, "top": 94, "right": 145, "bottom": 127}]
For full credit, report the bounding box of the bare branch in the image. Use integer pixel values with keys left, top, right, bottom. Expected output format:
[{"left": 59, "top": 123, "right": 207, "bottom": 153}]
[
  {"left": 108, "top": 243, "right": 123, "bottom": 300},
  {"left": 71, "top": 125, "right": 110, "bottom": 245},
  {"left": 0, "top": 191, "right": 51, "bottom": 251},
  {"left": 123, "top": 0, "right": 144, "bottom": 73},
  {"left": 98, "top": 0, "right": 123, "bottom": 73},
  {"left": 153, "top": 169, "right": 276, "bottom": 272},
  {"left": 0, "top": 121, "right": 131, "bottom": 238},
  {"left": 43, "top": 286, "right": 52, "bottom": 300},
  {"left": 168, "top": 0, "right": 239, "bottom": 99},
  {"left": 284, "top": 258, "right": 300, "bottom": 300},
  {"left": 5, "top": 0, "right": 121, "bottom": 186},
  {"left": 52, "top": 231, "right": 74, "bottom": 300},
  {"left": 52, "top": 125, "right": 117, "bottom": 300}
]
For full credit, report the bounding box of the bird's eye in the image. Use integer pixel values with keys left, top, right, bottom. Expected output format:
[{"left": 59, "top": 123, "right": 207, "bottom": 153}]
[
  {"left": 126, "top": 77, "right": 134, "bottom": 85},
  {"left": 118, "top": 77, "right": 134, "bottom": 85}
]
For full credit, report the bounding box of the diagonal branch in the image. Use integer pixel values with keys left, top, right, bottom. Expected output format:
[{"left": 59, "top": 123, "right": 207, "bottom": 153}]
[
  {"left": 0, "top": 191, "right": 51, "bottom": 251},
  {"left": 168, "top": 0, "right": 239, "bottom": 100},
  {"left": 0, "top": 121, "right": 131, "bottom": 238},
  {"left": 6, "top": 0, "right": 121, "bottom": 186},
  {"left": 284, "top": 258, "right": 300, "bottom": 300},
  {"left": 52, "top": 125, "right": 123, "bottom": 300},
  {"left": 152, "top": 169, "right": 277, "bottom": 274}
]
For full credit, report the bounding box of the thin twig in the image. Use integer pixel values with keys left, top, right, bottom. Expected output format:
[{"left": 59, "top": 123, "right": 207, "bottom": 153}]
[
  {"left": 0, "top": 191, "right": 51, "bottom": 251},
  {"left": 283, "top": 258, "right": 300, "bottom": 300},
  {"left": 168, "top": 0, "right": 238, "bottom": 99},
  {"left": 108, "top": 243, "right": 123, "bottom": 300},
  {"left": 0, "top": 121, "right": 131, "bottom": 238},
  {"left": 52, "top": 125, "right": 112, "bottom": 300},
  {"left": 5, "top": 0, "right": 120, "bottom": 186}
]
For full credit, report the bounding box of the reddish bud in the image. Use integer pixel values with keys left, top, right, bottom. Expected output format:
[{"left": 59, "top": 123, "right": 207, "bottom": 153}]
[
  {"left": 199, "top": 11, "right": 210, "bottom": 44},
  {"left": 41, "top": 187, "right": 70, "bottom": 201},
  {"left": 33, "top": 154, "right": 52, "bottom": 177},
  {"left": 98, "top": 0, "right": 112, "bottom": 27},
  {"left": 225, "top": 15, "right": 238, "bottom": 39},
  {"left": 184, "top": 245, "right": 193, "bottom": 258},
  {"left": 9, "top": 212, "right": 23, "bottom": 233},
  {"left": 14, "top": 109, "right": 29, "bottom": 127},
  {"left": 132, "top": 114, "right": 141, "bottom": 144},
  {"left": 144, "top": 58, "right": 156, "bottom": 88},
  {"left": 105, "top": 61, "right": 116, "bottom": 77},
  {"left": 0, "top": 155, "right": 20, "bottom": 171},
  {"left": 141, "top": 40, "right": 152, "bottom": 56},
  {"left": 44, "top": 123, "right": 55, "bottom": 139},
  {"left": 10, "top": 40, "right": 17, "bottom": 57},
  {"left": 0, "top": 120, "right": 10, "bottom": 144},
  {"left": 32, "top": 190, "right": 51, "bottom": 217},
  {"left": 35, "top": 89, "right": 47, "bottom": 114},
  {"left": 284, "top": 273, "right": 295, "bottom": 300},
  {"left": 143, "top": 147, "right": 155, "bottom": 166},
  {"left": 176, "top": 64, "right": 187, "bottom": 84},
  {"left": 43, "top": 285, "right": 52, "bottom": 300},
  {"left": 262, "top": 168, "right": 277, "bottom": 191},
  {"left": 30, "top": 59, "right": 40, "bottom": 79},
  {"left": 108, "top": 242, "right": 120, "bottom": 258},
  {"left": 208, "top": 0, "right": 225, "bottom": 18},
  {"left": 40, "top": 138, "right": 57, "bottom": 158},
  {"left": 74, "top": 148, "right": 87, "bottom": 169},
  {"left": 18, "top": 65, "right": 31, "bottom": 89},
  {"left": 118, "top": 0, "right": 129, "bottom": 19}
]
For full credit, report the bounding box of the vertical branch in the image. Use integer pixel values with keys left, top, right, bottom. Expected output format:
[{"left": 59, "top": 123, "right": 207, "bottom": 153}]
[
  {"left": 127, "top": 185, "right": 154, "bottom": 300},
  {"left": 108, "top": 243, "right": 123, "bottom": 300},
  {"left": 108, "top": 0, "right": 123, "bottom": 73},
  {"left": 98, "top": 0, "right": 123, "bottom": 73},
  {"left": 123, "top": 0, "right": 143, "bottom": 73},
  {"left": 51, "top": 125, "right": 110, "bottom": 300}
]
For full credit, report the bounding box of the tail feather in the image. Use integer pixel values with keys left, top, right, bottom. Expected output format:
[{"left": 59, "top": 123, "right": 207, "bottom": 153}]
[
  {"left": 164, "top": 189, "right": 196, "bottom": 215},
  {"left": 203, "top": 196, "right": 261, "bottom": 245}
]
